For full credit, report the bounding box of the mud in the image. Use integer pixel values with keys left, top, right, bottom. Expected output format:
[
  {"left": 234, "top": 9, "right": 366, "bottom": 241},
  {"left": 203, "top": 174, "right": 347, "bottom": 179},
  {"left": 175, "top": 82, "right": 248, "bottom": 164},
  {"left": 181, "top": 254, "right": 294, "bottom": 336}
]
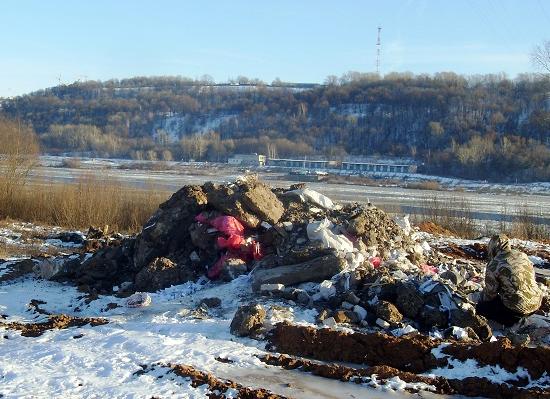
[
  {"left": 267, "top": 322, "right": 441, "bottom": 373},
  {"left": 1, "top": 314, "right": 108, "bottom": 337},
  {"left": 167, "top": 363, "right": 287, "bottom": 399},
  {"left": 259, "top": 354, "right": 550, "bottom": 399},
  {"left": 442, "top": 337, "right": 550, "bottom": 379}
]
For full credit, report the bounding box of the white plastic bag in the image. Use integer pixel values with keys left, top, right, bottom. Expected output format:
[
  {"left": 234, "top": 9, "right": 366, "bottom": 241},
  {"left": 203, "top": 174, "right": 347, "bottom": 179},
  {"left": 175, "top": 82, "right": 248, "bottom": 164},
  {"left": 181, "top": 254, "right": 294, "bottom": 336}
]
[
  {"left": 287, "top": 188, "right": 335, "bottom": 210},
  {"left": 307, "top": 219, "right": 354, "bottom": 253}
]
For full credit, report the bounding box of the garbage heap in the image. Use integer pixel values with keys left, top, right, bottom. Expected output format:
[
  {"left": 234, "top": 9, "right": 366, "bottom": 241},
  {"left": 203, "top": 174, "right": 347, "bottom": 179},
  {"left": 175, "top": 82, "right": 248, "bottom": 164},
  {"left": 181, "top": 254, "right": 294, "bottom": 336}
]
[{"left": 69, "top": 177, "right": 419, "bottom": 296}]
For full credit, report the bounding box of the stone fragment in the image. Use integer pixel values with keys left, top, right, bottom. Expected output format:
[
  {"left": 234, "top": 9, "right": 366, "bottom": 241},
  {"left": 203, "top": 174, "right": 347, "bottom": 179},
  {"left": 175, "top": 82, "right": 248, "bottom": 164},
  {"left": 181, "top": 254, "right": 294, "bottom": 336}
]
[
  {"left": 395, "top": 283, "right": 425, "bottom": 319},
  {"left": 230, "top": 304, "right": 266, "bottom": 337},
  {"left": 450, "top": 309, "right": 492, "bottom": 342},
  {"left": 260, "top": 283, "right": 285, "bottom": 293},
  {"left": 420, "top": 305, "right": 448, "bottom": 328},
  {"left": 374, "top": 300, "right": 403, "bottom": 324},
  {"left": 134, "top": 257, "right": 182, "bottom": 292},
  {"left": 251, "top": 254, "right": 346, "bottom": 291},
  {"left": 199, "top": 297, "right": 222, "bottom": 308},
  {"left": 353, "top": 305, "right": 368, "bottom": 321}
]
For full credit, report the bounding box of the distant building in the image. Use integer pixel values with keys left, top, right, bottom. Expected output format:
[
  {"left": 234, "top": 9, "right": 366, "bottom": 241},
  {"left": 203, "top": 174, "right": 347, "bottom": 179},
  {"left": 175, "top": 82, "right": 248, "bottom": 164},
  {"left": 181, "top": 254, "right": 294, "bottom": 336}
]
[
  {"left": 341, "top": 162, "right": 416, "bottom": 174},
  {"left": 267, "top": 158, "right": 331, "bottom": 169},
  {"left": 228, "top": 154, "right": 266, "bottom": 166}
]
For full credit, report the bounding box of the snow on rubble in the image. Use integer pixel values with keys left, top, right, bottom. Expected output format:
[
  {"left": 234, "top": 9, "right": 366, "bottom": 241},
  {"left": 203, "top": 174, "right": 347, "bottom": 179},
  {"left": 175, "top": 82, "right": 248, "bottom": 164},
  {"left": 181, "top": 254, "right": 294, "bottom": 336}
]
[{"left": 1, "top": 177, "right": 549, "bottom": 398}]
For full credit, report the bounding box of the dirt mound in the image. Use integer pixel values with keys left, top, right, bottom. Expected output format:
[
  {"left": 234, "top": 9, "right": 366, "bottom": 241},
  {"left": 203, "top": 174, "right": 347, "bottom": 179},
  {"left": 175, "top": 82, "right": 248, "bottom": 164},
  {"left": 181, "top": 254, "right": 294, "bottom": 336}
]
[
  {"left": 443, "top": 337, "right": 550, "bottom": 379},
  {"left": 259, "top": 354, "right": 550, "bottom": 399},
  {"left": 67, "top": 177, "right": 415, "bottom": 294},
  {"left": 267, "top": 322, "right": 441, "bottom": 373},
  {"left": 1, "top": 314, "right": 108, "bottom": 337}
]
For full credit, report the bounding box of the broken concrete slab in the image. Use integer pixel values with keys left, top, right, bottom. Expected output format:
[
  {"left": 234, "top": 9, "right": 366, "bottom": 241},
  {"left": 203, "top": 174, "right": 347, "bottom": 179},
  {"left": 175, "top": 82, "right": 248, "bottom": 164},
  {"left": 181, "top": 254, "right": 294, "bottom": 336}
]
[{"left": 251, "top": 254, "right": 346, "bottom": 291}]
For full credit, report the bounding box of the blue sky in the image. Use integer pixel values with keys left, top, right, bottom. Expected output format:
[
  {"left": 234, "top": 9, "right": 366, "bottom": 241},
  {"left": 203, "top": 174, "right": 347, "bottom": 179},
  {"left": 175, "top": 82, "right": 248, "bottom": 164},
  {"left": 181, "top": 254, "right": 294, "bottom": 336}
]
[{"left": 1, "top": 0, "right": 549, "bottom": 96}]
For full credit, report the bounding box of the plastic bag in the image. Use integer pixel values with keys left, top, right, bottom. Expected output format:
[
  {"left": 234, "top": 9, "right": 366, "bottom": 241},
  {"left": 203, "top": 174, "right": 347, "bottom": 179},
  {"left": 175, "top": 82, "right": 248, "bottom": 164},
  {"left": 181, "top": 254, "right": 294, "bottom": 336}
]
[
  {"left": 287, "top": 188, "right": 334, "bottom": 210},
  {"left": 195, "top": 213, "right": 245, "bottom": 236},
  {"left": 208, "top": 254, "right": 229, "bottom": 279},
  {"left": 307, "top": 218, "right": 354, "bottom": 253},
  {"left": 217, "top": 234, "right": 245, "bottom": 250}
]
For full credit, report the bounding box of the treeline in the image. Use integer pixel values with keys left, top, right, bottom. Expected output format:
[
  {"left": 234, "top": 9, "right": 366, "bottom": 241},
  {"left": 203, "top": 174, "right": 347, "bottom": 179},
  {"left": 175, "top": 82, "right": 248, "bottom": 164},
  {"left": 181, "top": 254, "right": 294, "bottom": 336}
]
[{"left": 1, "top": 72, "right": 549, "bottom": 181}]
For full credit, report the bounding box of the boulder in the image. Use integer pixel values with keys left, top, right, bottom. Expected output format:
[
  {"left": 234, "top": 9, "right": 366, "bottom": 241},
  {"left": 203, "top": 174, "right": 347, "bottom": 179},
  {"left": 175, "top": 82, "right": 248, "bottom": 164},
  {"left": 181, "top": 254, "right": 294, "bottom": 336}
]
[
  {"left": 230, "top": 304, "right": 266, "bottom": 337},
  {"left": 419, "top": 305, "right": 448, "bottom": 328},
  {"left": 374, "top": 300, "right": 403, "bottom": 324},
  {"left": 251, "top": 253, "right": 346, "bottom": 291},
  {"left": 241, "top": 182, "right": 285, "bottom": 225},
  {"left": 450, "top": 308, "right": 492, "bottom": 342},
  {"left": 134, "top": 257, "right": 183, "bottom": 292},
  {"left": 395, "top": 283, "right": 425, "bottom": 319}
]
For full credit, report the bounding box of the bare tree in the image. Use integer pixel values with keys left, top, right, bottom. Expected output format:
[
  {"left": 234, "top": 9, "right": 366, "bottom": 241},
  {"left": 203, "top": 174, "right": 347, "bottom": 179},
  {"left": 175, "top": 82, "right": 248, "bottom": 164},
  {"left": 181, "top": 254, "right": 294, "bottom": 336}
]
[
  {"left": 532, "top": 40, "right": 550, "bottom": 75},
  {"left": 0, "top": 118, "right": 39, "bottom": 203}
]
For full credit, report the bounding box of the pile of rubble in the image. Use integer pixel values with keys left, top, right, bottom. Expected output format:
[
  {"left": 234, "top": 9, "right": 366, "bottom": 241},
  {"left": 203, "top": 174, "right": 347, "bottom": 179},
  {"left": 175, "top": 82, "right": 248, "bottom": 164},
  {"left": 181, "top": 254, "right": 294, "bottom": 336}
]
[{"left": 27, "top": 176, "right": 546, "bottom": 345}]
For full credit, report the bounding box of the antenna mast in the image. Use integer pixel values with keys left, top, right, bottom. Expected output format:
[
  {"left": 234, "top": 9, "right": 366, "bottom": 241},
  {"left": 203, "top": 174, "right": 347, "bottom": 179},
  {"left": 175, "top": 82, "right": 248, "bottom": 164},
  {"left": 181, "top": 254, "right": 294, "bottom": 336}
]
[{"left": 376, "top": 26, "right": 382, "bottom": 75}]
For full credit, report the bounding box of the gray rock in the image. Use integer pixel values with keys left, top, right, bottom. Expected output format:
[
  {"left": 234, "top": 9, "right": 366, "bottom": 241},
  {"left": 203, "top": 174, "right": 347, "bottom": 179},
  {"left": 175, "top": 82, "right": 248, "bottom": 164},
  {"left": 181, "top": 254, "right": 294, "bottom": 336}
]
[
  {"left": 199, "top": 297, "right": 222, "bottom": 308},
  {"left": 251, "top": 253, "right": 346, "bottom": 290},
  {"left": 230, "top": 304, "right": 266, "bottom": 337}
]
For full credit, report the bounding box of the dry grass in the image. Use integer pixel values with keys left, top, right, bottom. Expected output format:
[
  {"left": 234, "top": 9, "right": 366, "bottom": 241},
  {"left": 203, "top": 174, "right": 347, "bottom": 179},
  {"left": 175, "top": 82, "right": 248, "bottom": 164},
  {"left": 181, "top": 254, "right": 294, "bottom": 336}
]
[
  {"left": 0, "top": 174, "right": 169, "bottom": 233},
  {"left": 406, "top": 180, "right": 441, "bottom": 191}
]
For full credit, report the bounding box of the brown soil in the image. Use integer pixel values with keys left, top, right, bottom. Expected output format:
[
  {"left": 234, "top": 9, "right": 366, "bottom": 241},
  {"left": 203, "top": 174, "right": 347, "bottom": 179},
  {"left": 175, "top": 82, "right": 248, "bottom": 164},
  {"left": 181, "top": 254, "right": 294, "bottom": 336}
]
[
  {"left": 438, "top": 242, "right": 487, "bottom": 260},
  {"left": 267, "top": 322, "right": 442, "bottom": 373},
  {"left": 416, "top": 221, "right": 455, "bottom": 236},
  {"left": 269, "top": 323, "right": 550, "bottom": 381},
  {"left": 259, "top": 353, "right": 550, "bottom": 399},
  {"left": 167, "top": 363, "right": 287, "bottom": 399},
  {"left": 443, "top": 337, "right": 550, "bottom": 379},
  {"left": 1, "top": 314, "right": 108, "bottom": 337}
]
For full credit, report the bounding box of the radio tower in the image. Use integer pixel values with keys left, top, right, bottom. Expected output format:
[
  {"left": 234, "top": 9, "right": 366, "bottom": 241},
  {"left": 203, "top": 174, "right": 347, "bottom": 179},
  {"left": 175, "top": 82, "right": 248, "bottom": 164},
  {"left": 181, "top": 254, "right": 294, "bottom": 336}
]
[{"left": 376, "top": 26, "right": 382, "bottom": 75}]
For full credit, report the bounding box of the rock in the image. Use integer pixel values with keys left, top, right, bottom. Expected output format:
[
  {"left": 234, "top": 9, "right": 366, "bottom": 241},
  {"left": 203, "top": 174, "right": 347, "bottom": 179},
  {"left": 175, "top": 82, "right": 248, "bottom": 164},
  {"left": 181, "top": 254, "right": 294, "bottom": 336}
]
[
  {"left": 240, "top": 182, "right": 285, "bottom": 225},
  {"left": 319, "top": 279, "right": 336, "bottom": 300},
  {"left": 126, "top": 292, "right": 152, "bottom": 308},
  {"left": 251, "top": 254, "right": 346, "bottom": 291},
  {"left": 199, "top": 297, "right": 222, "bottom": 308},
  {"left": 35, "top": 256, "right": 79, "bottom": 280},
  {"left": 322, "top": 317, "right": 337, "bottom": 327},
  {"left": 341, "top": 301, "right": 354, "bottom": 310},
  {"left": 333, "top": 310, "right": 359, "bottom": 324},
  {"left": 134, "top": 257, "right": 182, "bottom": 292},
  {"left": 219, "top": 258, "right": 248, "bottom": 282},
  {"left": 353, "top": 305, "right": 368, "bottom": 321},
  {"left": 395, "top": 283, "right": 424, "bottom": 319},
  {"left": 507, "top": 332, "right": 530, "bottom": 347},
  {"left": 343, "top": 292, "right": 361, "bottom": 305},
  {"left": 53, "top": 232, "right": 85, "bottom": 244},
  {"left": 260, "top": 284, "right": 285, "bottom": 294},
  {"left": 296, "top": 290, "right": 311, "bottom": 305},
  {"left": 420, "top": 305, "right": 448, "bottom": 328},
  {"left": 376, "top": 318, "right": 391, "bottom": 329},
  {"left": 374, "top": 301, "right": 403, "bottom": 324},
  {"left": 230, "top": 304, "right": 266, "bottom": 337},
  {"left": 316, "top": 309, "right": 331, "bottom": 323},
  {"left": 450, "top": 309, "right": 492, "bottom": 342}
]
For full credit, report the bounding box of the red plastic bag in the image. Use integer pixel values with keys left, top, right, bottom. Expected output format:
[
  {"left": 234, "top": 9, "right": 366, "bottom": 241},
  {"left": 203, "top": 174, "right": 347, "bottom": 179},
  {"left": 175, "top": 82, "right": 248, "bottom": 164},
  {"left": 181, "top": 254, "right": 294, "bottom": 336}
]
[
  {"left": 217, "top": 234, "right": 245, "bottom": 250},
  {"left": 195, "top": 213, "right": 245, "bottom": 236}
]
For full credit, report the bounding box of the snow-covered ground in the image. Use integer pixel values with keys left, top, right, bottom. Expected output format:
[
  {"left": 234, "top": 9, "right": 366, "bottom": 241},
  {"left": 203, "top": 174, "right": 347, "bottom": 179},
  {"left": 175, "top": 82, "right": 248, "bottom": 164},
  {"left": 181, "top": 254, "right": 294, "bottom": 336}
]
[{"left": 1, "top": 274, "right": 437, "bottom": 399}]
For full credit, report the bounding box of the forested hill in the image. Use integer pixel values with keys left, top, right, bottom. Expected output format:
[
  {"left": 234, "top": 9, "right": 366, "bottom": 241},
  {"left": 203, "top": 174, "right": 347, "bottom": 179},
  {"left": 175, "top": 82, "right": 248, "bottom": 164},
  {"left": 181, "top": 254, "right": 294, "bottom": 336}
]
[{"left": 1, "top": 73, "right": 549, "bottom": 182}]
